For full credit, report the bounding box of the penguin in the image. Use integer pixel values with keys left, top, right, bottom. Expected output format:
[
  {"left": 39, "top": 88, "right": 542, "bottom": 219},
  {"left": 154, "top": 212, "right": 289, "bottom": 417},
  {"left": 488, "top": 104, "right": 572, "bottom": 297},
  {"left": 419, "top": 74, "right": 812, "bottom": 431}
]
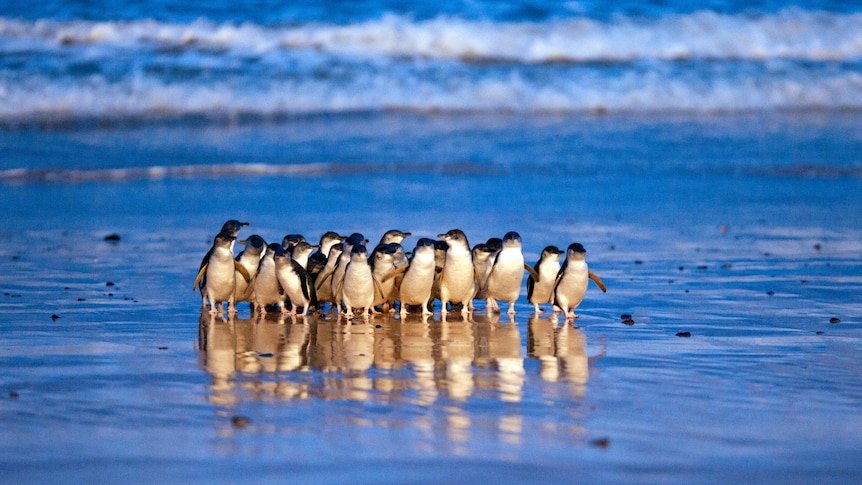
[
  {"left": 234, "top": 234, "right": 267, "bottom": 309},
  {"left": 437, "top": 229, "right": 477, "bottom": 316},
  {"left": 192, "top": 231, "right": 249, "bottom": 315},
  {"left": 314, "top": 243, "right": 343, "bottom": 312},
  {"left": 552, "top": 243, "right": 607, "bottom": 320},
  {"left": 484, "top": 231, "right": 532, "bottom": 315},
  {"left": 289, "top": 241, "right": 318, "bottom": 270},
  {"left": 429, "top": 239, "right": 448, "bottom": 310},
  {"left": 527, "top": 245, "right": 564, "bottom": 314},
  {"left": 370, "top": 242, "right": 401, "bottom": 310},
  {"left": 307, "top": 231, "right": 344, "bottom": 280},
  {"left": 378, "top": 229, "right": 412, "bottom": 245},
  {"left": 471, "top": 243, "right": 498, "bottom": 300},
  {"left": 195, "top": 219, "right": 249, "bottom": 295},
  {"left": 390, "top": 243, "right": 410, "bottom": 308},
  {"left": 337, "top": 244, "right": 381, "bottom": 318},
  {"left": 274, "top": 245, "right": 317, "bottom": 316},
  {"left": 253, "top": 243, "right": 286, "bottom": 314},
  {"left": 386, "top": 238, "right": 437, "bottom": 317},
  {"left": 331, "top": 233, "right": 368, "bottom": 310}
]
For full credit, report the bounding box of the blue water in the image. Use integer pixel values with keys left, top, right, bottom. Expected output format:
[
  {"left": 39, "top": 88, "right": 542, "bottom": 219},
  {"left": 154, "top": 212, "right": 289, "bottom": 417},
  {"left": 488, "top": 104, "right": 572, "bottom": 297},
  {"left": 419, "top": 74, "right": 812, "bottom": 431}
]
[{"left": 2, "top": 1, "right": 862, "bottom": 123}]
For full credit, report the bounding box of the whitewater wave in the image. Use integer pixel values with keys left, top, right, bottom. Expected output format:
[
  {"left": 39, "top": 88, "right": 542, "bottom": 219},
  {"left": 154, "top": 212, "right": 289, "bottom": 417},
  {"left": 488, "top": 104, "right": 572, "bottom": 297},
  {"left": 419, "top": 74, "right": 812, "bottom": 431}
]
[{"left": 2, "top": 9, "right": 862, "bottom": 63}]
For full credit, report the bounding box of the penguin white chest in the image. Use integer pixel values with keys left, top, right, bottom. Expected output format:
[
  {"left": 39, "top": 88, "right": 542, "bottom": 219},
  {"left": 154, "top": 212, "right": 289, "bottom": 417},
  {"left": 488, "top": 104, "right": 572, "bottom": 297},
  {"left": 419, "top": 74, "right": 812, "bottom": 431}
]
[
  {"left": 486, "top": 248, "right": 525, "bottom": 301},
  {"left": 205, "top": 247, "right": 236, "bottom": 301},
  {"left": 343, "top": 262, "right": 374, "bottom": 309},
  {"left": 556, "top": 260, "right": 589, "bottom": 309}
]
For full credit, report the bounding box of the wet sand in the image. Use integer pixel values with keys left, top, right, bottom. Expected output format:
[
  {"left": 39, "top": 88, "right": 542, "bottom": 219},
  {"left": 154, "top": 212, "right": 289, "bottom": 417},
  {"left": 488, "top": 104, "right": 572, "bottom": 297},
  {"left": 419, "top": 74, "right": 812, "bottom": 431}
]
[{"left": 1, "top": 112, "right": 861, "bottom": 483}]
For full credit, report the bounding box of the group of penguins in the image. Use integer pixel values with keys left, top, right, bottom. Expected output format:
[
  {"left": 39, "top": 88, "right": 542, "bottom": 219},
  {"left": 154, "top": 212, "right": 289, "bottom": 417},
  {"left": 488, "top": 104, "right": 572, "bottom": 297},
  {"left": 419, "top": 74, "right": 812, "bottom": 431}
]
[{"left": 194, "top": 219, "right": 607, "bottom": 320}]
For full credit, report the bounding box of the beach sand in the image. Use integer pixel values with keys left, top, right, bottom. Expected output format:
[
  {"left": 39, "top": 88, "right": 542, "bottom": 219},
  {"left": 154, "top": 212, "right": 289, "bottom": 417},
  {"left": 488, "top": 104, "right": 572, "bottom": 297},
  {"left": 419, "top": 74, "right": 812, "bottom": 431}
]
[{"left": 1, "top": 111, "right": 861, "bottom": 482}]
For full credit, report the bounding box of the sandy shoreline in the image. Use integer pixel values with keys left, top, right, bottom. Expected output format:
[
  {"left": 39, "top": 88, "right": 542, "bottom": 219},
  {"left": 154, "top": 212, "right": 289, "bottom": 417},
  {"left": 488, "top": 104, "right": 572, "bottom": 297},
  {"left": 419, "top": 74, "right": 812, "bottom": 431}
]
[{"left": 1, "top": 111, "right": 860, "bottom": 482}]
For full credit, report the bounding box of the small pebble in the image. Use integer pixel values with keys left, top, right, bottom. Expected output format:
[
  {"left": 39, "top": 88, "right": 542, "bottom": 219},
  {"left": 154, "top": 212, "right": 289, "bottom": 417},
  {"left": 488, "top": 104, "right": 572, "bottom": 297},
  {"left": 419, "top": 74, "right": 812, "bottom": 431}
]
[
  {"left": 106, "top": 282, "right": 115, "bottom": 287},
  {"left": 634, "top": 260, "right": 644, "bottom": 265},
  {"left": 830, "top": 317, "right": 841, "bottom": 324},
  {"left": 767, "top": 291, "right": 774, "bottom": 296},
  {"left": 697, "top": 265, "right": 708, "bottom": 270},
  {"left": 622, "top": 319, "right": 635, "bottom": 326},
  {"left": 104, "top": 233, "right": 121, "bottom": 242},
  {"left": 678, "top": 266, "right": 684, "bottom": 271},
  {"left": 231, "top": 416, "right": 251, "bottom": 428},
  {"left": 620, "top": 314, "right": 632, "bottom": 320},
  {"left": 590, "top": 437, "right": 611, "bottom": 449},
  {"left": 77, "top": 298, "right": 86, "bottom": 302},
  {"left": 815, "top": 331, "right": 824, "bottom": 335},
  {"left": 722, "top": 263, "right": 732, "bottom": 269},
  {"left": 813, "top": 243, "right": 821, "bottom": 251},
  {"left": 9, "top": 391, "right": 19, "bottom": 399},
  {"left": 676, "top": 331, "right": 692, "bottom": 338},
  {"left": 50, "top": 314, "right": 61, "bottom": 321},
  {"left": 158, "top": 347, "right": 168, "bottom": 350}
]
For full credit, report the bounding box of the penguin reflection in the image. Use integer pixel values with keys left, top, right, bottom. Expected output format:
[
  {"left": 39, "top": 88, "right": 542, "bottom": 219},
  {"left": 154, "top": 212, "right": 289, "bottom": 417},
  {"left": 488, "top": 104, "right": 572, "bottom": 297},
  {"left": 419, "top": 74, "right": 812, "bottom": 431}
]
[{"left": 527, "top": 315, "right": 590, "bottom": 398}]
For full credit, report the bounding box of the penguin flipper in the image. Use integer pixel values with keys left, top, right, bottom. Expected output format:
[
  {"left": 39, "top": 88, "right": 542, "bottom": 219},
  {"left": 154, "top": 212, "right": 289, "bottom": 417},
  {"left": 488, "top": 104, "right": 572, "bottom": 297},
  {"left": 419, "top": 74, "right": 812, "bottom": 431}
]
[
  {"left": 523, "top": 263, "right": 540, "bottom": 281},
  {"left": 382, "top": 265, "right": 409, "bottom": 282},
  {"left": 193, "top": 264, "right": 208, "bottom": 291},
  {"left": 589, "top": 271, "right": 607, "bottom": 293},
  {"left": 315, "top": 266, "right": 337, "bottom": 292},
  {"left": 234, "top": 261, "right": 252, "bottom": 283}
]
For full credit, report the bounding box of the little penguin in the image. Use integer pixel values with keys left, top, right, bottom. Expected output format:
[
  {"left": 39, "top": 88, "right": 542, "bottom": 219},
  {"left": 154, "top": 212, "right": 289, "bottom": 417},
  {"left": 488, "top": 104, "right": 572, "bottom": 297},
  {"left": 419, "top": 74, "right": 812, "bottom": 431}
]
[
  {"left": 314, "top": 243, "right": 343, "bottom": 312},
  {"left": 253, "top": 243, "right": 286, "bottom": 314},
  {"left": 387, "top": 238, "right": 437, "bottom": 317},
  {"left": 484, "top": 231, "right": 531, "bottom": 315},
  {"left": 196, "top": 219, "right": 249, "bottom": 293},
  {"left": 274, "top": 245, "right": 317, "bottom": 316},
  {"left": 337, "top": 244, "right": 381, "bottom": 318},
  {"left": 553, "top": 243, "right": 607, "bottom": 320},
  {"left": 437, "top": 229, "right": 477, "bottom": 316},
  {"left": 193, "top": 231, "right": 246, "bottom": 315},
  {"left": 471, "top": 243, "right": 498, "bottom": 300},
  {"left": 331, "top": 233, "right": 368, "bottom": 309},
  {"left": 234, "top": 234, "right": 267, "bottom": 310},
  {"left": 370, "top": 242, "right": 400, "bottom": 309},
  {"left": 527, "top": 245, "right": 564, "bottom": 314},
  {"left": 307, "top": 231, "right": 344, "bottom": 279}
]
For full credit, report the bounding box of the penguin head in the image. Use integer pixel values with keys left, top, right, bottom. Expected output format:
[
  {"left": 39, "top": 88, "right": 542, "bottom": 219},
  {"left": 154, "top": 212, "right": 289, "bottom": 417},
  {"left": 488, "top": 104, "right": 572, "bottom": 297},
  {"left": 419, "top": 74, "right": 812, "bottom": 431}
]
[
  {"left": 438, "top": 229, "right": 469, "bottom": 248},
  {"left": 266, "top": 242, "right": 281, "bottom": 256},
  {"left": 485, "top": 237, "right": 503, "bottom": 251},
  {"left": 567, "top": 243, "right": 587, "bottom": 260},
  {"left": 273, "top": 244, "right": 290, "bottom": 260},
  {"left": 413, "top": 238, "right": 436, "bottom": 257},
  {"left": 542, "top": 245, "right": 564, "bottom": 260},
  {"left": 291, "top": 241, "right": 317, "bottom": 258},
  {"left": 347, "top": 233, "right": 368, "bottom": 246},
  {"left": 221, "top": 220, "right": 249, "bottom": 236},
  {"left": 328, "top": 242, "right": 344, "bottom": 258},
  {"left": 213, "top": 231, "right": 236, "bottom": 247},
  {"left": 502, "top": 231, "right": 522, "bottom": 248},
  {"left": 281, "top": 233, "right": 306, "bottom": 249},
  {"left": 380, "top": 229, "right": 412, "bottom": 245},
  {"left": 241, "top": 234, "right": 266, "bottom": 251},
  {"left": 319, "top": 231, "right": 344, "bottom": 245},
  {"left": 471, "top": 243, "right": 496, "bottom": 259},
  {"left": 350, "top": 244, "right": 369, "bottom": 262}
]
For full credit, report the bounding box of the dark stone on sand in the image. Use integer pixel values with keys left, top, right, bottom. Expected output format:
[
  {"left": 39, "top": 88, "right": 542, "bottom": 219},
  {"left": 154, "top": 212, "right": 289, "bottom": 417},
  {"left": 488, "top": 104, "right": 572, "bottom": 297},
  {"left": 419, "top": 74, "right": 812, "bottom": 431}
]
[
  {"left": 51, "top": 314, "right": 60, "bottom": 321},
  {"left": 231, "top": 416, "right": 251, "bottom": 428},
  {"left": 620, "top": 313, "right": 632, "bottom": 319},
  {"left": 634, "top": 260, "right": 644, "bottom": 265},
  {"left": 104, "top": 233, "right": 121, "bottom": 242},
  {"left": 816, "top": 331, "right": 824, "bottom": 335},
  {"left": 676, "top": 332, "right": 692, "bottom": 338},
  {"left": 158, "top": 347, "right": 168, "bottom": 350},
  {"left": 77, "top": 298, "right": 86, "bottom": 301},
  {"left": 622, "top": 319, "right": 635, "bottom": 326},
  {"left": 830, "top": 317, "right": 841, "bottom": 324},
  {"left": 697, "top": 265, "right": 708, "bottom": 270},
  {"left": 9, "top": 391, "right": 19, "bottom": 399},
  {"left": 678, "top": 266, "right": 684, "bottom": 271},
  {"left": 590, "top": 437, "right": 610, "bottom": 449},
  {"left": 767, "top": 291, "right": 774, "bottom": 296},
  {"left": 814, "top": 243, "right": 821, "bottom": 251},
  {"left": 106, "top": 281, "right": 115, "bottom": 287},
  {"left": 723, "top": 263, "right": 732, "bottom": 269}
]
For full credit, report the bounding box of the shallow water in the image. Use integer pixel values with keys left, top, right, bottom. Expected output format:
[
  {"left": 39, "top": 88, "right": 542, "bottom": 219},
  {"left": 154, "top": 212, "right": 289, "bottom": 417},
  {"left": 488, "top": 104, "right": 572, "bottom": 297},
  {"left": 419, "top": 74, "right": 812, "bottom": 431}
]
[{"left": 1, "top": 111, "right": 861, "bottom": 483}]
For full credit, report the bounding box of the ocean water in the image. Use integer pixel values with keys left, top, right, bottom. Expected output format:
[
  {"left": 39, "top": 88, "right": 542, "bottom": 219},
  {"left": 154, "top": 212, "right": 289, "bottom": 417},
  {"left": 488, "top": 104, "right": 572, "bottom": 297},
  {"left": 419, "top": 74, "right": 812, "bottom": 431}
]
[{"left": 2, "top": 1, "right": 862, "bottom": 484}]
